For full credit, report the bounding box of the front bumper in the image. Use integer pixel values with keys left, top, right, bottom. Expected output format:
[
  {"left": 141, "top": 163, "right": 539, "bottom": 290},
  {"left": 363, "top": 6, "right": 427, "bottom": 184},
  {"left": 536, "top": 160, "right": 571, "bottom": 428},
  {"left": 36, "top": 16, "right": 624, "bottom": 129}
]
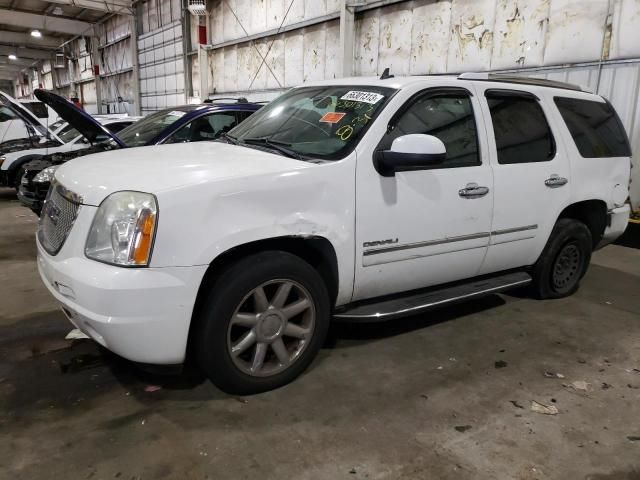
[
  {"left": 597, "top": 204, "right": 631, "bottom": 248},
  {"left": 36, "top": 208, "right": 207, "bottom": 364}
]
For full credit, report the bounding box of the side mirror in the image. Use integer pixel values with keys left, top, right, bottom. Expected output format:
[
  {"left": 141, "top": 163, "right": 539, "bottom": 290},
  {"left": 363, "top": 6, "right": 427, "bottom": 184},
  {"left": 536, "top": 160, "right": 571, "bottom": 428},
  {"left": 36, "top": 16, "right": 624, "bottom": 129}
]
[{"left": 374, "top": 134, "right": 446, "bottom": 177}]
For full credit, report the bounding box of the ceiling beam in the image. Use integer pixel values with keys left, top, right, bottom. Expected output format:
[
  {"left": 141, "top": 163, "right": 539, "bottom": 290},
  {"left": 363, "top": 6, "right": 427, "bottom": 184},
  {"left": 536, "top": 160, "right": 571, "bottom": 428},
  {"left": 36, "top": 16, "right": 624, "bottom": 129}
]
[
  {"left": 0, "top": 30, "right": 62, "bottom": 49},
  {"left": 0, "top": 58, "right": 38, "bottom": 68},
  {"left": 0, "top": 46, "right": 57, "bottom": 61},
  {"left": 0, "top": 9, "right": 96, "bottom": 37},
  {"left": 42, "top": 0, "right": 133, "bottom": 14}
]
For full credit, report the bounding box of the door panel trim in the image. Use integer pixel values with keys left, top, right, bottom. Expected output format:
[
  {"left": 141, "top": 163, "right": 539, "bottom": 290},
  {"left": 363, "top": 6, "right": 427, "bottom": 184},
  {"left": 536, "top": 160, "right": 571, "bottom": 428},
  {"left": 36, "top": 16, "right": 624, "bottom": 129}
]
[
  {"left": 363, "top": 231, "right": 491, "bottom": 256},
  {"left": 491, "top": 224, "right": 538, "bottom": 236}
]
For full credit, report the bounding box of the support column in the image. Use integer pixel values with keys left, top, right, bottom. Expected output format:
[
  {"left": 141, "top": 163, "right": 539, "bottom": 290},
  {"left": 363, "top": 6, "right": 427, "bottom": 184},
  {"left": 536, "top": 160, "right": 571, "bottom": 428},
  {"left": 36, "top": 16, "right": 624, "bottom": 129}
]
[
  {"left": 130, "top": 13, "right": 141, "bottom": 115},
  {"left": 91, "top": 38, "right": 103, "bottom": 114},
  {"left": 198, "top": 44, "right": 209, "bottom": 101},
  {"left": 339, "top": 0, "right": 355, "bottom": 78}
]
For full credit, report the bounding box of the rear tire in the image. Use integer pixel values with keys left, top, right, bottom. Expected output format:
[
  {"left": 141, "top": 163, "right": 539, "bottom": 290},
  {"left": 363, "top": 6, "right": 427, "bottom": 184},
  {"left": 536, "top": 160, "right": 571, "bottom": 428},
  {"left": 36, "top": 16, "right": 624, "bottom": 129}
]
[
  {"left": 531, "top": 218, "right": 592, "bottom": 299},
  {"left": 194, "top": 251, "right": 330, "bottom": 395}
]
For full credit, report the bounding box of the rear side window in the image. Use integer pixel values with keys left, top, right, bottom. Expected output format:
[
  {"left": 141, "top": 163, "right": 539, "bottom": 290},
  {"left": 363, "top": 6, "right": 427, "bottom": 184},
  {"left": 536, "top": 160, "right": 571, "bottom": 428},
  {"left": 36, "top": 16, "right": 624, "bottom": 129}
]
[
  {"left": 486, "top": 91, "right": 555, "bottom": 165},
  {"left": 554, "top": 97, "right": 631, "bottom": 158}
]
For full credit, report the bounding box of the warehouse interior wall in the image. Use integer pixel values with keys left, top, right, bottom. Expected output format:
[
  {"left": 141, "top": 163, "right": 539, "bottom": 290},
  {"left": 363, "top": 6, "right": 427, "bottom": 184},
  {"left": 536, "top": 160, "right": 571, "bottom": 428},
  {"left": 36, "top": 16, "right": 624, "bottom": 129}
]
[{"left": 4, "top": 0, "right": 640, "bottom": 207}]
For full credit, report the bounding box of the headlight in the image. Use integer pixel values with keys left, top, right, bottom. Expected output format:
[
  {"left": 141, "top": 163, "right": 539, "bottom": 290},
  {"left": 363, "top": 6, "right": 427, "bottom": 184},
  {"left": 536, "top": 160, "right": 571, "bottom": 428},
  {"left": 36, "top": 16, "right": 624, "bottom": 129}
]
[
  {"left": 85, "top": 191, "right": 158, "bottom": 266},
  {"left": 34, "top": 165, "right": 59, "bottom": 183}
]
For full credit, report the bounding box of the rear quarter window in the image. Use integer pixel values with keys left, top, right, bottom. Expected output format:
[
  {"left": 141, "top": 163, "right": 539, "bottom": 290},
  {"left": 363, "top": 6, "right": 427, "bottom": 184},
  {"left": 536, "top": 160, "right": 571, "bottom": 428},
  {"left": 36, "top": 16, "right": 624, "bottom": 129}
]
[{"left": 554, "top": 97, "right": 631, "bottom": 158}]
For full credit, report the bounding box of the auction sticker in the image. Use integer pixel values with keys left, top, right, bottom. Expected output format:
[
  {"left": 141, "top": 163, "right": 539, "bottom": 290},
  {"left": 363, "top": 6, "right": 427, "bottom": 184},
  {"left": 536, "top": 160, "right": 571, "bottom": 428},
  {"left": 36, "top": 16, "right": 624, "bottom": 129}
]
[
  {"left": 320, "top": 112, "right": 346, "bottom": 124},
  {"left": 340, "top": 91, "right": 384, "bottom": 104}
]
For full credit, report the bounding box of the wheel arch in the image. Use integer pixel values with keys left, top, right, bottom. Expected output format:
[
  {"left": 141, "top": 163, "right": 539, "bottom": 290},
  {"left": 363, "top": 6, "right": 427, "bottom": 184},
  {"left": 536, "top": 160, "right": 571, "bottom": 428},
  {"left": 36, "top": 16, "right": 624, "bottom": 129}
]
[
  {"left": 557, "top": 199, "right": 608, "bottom": 248},
  {"left": 6, "top": 154, "right": 44, "bottom": 186},
  {"left": 186, "top": 235, "right": 339, "bottom": 360}
]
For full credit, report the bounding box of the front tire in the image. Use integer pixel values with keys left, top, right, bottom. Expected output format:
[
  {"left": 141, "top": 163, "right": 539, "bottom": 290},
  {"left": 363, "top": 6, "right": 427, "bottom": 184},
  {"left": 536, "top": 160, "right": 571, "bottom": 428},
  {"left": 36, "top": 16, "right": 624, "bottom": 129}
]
[
  {"left": 531, "top": 218, "right": 592, "bottom": 299},
  {"left": 194, "top": 251, "right": 330, "bottom": 395}
]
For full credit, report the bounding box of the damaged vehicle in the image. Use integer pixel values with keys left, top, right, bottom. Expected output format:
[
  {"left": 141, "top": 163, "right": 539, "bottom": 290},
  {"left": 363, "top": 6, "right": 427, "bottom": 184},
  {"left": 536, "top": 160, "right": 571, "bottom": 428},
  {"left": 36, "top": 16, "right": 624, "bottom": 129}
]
[
  {"left": 18, "top": 90, "right": 262, "bottom": 214},
  {"left": 37, "top": 74, "right": 631, "bottom": 394},
  {"left": 0, "top": 91, "right": 63, "bottom": 155},
  {"left": 2, "top": 89, "right": 140, "bottom": 192}
]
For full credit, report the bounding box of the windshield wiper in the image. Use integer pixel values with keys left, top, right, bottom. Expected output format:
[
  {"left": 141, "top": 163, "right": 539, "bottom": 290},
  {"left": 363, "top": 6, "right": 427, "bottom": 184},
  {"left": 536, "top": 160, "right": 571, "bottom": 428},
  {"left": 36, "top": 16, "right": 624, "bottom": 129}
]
[
  {"left": 218, "top": 132, "right": 240, "bottom": 145},
  {"left": 241, "top": 137, "right": 304, "bottom": 160}
]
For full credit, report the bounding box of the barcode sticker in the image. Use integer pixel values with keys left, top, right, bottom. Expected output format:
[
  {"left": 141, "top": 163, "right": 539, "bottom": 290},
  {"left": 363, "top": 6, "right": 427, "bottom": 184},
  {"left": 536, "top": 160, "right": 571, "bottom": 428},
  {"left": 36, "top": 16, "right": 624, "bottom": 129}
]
[{"left": 340, "top": 91, "right": 385, "bottom": 104}]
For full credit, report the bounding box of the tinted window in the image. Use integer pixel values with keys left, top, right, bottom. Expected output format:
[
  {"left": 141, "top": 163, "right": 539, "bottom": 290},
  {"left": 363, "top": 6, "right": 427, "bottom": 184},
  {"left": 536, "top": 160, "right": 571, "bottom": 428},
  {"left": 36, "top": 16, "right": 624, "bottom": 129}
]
[
  {"left": 105, "top": 122, "right": 132, "bottom": 133},
  {"left": 380, "top": 92, "right": 480, "bottom": 168},
  {"left": 117, "top": 108, "right": 196, "bottom": 147},
  {"left": 554, "top": 97, "right": 631, "bottom": 158},
  {"left": 486, "top": 92, "right": 555, "bottom": 164},
  {"left": 166, "top": 112, "right": 238, "bottom": 143},
  {"left": 21, "top": 102, "right": 48, "bottom": 118}
]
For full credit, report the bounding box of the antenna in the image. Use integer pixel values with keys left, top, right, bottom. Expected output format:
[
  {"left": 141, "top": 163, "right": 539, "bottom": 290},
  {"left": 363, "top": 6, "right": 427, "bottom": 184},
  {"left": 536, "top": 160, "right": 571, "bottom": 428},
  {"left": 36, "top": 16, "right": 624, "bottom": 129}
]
[{"left": 380, "top": 68, "right": 394, "bottom": 80}]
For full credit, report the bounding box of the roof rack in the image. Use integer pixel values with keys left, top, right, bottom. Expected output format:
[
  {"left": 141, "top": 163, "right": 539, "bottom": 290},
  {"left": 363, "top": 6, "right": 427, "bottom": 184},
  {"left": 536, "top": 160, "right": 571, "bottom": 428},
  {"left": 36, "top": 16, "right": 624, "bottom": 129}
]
[
  {"left": 204, "top": 97, "right": 248, "bottom": 104},
  {"left": 458, "top": 72, "right": 590, "bottom": 93}
]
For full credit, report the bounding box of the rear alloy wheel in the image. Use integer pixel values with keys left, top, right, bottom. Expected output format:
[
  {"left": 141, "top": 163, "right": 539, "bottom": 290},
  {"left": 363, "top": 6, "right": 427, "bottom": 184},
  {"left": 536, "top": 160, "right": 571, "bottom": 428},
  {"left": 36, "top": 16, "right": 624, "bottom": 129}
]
[
  {"left": 531, "top": 218, "right": 592, "bottom": 299},
  {"left": 195, "top": 251, "right": 330, "bottom": 395}
]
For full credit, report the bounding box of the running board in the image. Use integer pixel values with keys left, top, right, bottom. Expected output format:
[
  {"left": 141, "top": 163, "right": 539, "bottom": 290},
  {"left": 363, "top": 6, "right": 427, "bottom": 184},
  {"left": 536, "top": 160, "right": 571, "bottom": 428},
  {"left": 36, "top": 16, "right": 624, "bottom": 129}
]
[{"left": 333, "top": 271, "right": 532, "bottom": 322}]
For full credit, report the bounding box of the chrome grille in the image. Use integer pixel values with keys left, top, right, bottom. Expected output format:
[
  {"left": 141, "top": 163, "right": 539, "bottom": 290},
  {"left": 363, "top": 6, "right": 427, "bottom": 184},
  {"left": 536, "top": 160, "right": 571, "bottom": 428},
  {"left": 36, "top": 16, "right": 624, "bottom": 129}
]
[{"left": 38, "top": 181, "right": 82, "bottom": 255}]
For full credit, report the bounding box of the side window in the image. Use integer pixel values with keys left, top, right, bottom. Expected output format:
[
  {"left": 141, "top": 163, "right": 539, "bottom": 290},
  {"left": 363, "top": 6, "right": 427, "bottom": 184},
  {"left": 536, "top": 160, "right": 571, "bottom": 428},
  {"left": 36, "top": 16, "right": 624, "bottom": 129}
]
[
  {"left": 106, "top": 122, "right": 131, "bottom": 133},
  {"left": 486, "top": 91, "right": 555, "bottom": 164},
  {"left": 381, "top": 92, "right": 480, "bottom": 169},
  {"left": 554, "top": 97, "right": 631, "bottom": 158},
  {"left": 165, "top": 112, "right": 238, "bottom": 143}
]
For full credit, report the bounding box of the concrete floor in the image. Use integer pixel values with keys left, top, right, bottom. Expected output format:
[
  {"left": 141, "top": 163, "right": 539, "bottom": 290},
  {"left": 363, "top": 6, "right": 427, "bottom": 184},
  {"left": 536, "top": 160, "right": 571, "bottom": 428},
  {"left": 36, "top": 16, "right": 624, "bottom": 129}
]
[{"left": 1, "top": 187, "right": 639, "bottom": 480}]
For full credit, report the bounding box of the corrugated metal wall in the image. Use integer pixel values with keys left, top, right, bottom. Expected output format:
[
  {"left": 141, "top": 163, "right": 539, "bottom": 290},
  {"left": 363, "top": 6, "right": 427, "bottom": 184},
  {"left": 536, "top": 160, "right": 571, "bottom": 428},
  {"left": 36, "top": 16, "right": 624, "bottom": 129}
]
[
  {"left": 100, "top": 15, "right": 136, "bottom": 114},
  {"left": 138, "top": 0, "right": 186, "bottom": 114}
]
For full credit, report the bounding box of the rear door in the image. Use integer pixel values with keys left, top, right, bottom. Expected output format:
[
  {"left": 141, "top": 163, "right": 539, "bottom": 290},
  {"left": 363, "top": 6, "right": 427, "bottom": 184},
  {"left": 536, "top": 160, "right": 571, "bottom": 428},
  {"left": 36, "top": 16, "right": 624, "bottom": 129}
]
[{"left": 474, "top": 85, "right": 572, "bottom": 274}]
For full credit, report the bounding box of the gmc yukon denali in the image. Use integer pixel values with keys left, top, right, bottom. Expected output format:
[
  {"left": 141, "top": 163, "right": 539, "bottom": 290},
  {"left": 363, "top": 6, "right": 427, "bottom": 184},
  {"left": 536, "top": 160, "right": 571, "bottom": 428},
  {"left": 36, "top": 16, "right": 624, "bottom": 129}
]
[{"left": 36, "top": 73, "right": 632, "bottom": 394}]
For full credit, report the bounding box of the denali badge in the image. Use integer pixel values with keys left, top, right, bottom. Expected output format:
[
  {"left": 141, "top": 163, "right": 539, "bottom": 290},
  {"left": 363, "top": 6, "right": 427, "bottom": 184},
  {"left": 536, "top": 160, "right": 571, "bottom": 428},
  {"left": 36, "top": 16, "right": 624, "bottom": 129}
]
[{"left": 363, "top": 238, "right": 399, "bottom": 248}]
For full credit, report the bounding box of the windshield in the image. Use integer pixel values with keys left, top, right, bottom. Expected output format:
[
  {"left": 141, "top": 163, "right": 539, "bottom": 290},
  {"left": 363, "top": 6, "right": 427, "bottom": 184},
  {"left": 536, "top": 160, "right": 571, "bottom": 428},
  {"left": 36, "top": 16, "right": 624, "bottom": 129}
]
[
  {"left": 49, "top": 119, "right": 66, "bottom": 132},
  {"left": 117, "top": 109, "right": 192, "bottom": 147},
  {"left": 0, "top": 104, "right": 49, "bottom": 140},
  {"left": 229, "top": 86, "right": 394, "bottom": 160},
  {"left": 57, "top": 124, "right": 81, "bottom": 143}
]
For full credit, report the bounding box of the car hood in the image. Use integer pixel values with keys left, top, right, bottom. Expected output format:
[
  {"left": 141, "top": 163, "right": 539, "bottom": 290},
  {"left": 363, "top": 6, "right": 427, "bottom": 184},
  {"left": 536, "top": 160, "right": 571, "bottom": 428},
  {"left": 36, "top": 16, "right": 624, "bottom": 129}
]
[
  {"left": 55, "top": 142, "right": 313, "bottom": 205},
  {"left": 0, "top": 92, "right": 62, "bottom": 143},
  {"left": 34, "top": 89, "right": 126, "bottom": 148}
]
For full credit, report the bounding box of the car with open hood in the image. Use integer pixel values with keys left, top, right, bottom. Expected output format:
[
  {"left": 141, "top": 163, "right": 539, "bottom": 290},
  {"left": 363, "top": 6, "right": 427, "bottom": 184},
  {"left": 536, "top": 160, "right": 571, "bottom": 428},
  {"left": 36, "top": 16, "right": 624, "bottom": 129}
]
[
  {"left": 36, "top": 74, "right": 631, "bottom": 394},
  {"left": 0, "top": 91, "right": 63, "bottom": 155},
  {"left": 17, "top": 91, "right": 262, "bottom": 214},
  {"left": 1, "top": 90, "right": 140, "bottom": 191}
]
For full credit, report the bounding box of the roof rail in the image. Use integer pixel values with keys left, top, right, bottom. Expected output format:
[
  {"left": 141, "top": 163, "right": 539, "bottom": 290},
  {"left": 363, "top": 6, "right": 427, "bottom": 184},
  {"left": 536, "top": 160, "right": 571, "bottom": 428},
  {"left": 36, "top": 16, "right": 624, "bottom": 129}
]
[
  {"left": 458, "top": 72, "right": 590, "bottom": 93},
  {"left": 204, "top": 97, "right": 249, "bottom": 104}
]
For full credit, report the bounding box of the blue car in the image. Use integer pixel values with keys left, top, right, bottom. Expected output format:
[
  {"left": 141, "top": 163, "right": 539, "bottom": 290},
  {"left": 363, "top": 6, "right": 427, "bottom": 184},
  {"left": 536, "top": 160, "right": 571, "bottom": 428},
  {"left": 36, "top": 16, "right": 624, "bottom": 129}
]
[{"left": 18, "top": 90, "right": 263, "bottom": 214}]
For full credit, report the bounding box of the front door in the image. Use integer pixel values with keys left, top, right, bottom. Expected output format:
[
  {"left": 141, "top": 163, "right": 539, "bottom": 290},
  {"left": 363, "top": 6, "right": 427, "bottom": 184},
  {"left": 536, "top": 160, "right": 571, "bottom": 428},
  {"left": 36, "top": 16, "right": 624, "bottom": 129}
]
[{"left": 353, "top": 86, "right": 494, "bottom": 301}]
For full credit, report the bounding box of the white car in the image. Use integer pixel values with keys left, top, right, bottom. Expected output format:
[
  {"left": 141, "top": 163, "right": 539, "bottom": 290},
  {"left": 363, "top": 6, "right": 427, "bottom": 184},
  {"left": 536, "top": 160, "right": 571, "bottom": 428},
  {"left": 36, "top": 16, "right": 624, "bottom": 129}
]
[
  {"left": 0, "top": 91, "right": 62, "bottom": 147},
  {"left": 37, "top": 73, "right": 632, "bottom": 394},
  {"left": 1, "top": 115, "right": 139, "bottom": 189}
]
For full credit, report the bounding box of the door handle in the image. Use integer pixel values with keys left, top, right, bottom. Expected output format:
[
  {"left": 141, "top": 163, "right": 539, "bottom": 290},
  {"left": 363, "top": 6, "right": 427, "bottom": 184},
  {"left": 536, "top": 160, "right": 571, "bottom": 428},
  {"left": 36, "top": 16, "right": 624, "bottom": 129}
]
[
  {"left": 545, "top": 174, "right": 568, "bottom": 188},
  {"left": 459, "top": 183, "right": 490, "bottom": 199}
]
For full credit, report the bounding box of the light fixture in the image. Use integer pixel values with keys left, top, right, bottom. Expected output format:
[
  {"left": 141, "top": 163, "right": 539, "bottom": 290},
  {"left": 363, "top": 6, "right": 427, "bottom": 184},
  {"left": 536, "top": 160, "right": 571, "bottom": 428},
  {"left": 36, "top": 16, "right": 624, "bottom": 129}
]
[
  {"left": 8, "top": 54, "right": 17, "bottom": 60},
  {"left": 52, "top": 6, "right": 63, "bottom": 15},
  {"left": 30, "top": 30, "right": 42, "bottom": 38}
]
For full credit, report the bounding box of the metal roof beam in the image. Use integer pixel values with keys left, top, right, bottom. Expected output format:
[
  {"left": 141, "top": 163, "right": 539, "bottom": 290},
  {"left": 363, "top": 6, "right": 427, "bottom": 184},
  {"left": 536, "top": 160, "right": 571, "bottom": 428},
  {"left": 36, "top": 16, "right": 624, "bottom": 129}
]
[
  {"left": 0, "top": 45, "right": 56, "bottom": 60},
  {"left": 0, "top": 30, "right": 62, "bottom": 49},
  {"left": 43, "top": 0, "right": 134, "bottom": 14},
  {"left": 0, "top": 9, "right": 96, "bottom": 37}
]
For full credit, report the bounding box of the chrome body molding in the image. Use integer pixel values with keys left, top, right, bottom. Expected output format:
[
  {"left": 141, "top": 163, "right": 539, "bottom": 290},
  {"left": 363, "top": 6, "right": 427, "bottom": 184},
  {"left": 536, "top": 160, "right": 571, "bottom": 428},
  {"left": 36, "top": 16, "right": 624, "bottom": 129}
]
[{"left": 362, "top": 225, "right": 539, "bottom": 257}]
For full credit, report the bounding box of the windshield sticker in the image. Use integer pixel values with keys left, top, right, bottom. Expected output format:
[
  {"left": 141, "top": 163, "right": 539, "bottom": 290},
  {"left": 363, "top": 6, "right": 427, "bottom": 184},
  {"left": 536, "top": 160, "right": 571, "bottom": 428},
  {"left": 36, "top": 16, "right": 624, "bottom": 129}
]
[
  {"left": 340, "top": 91, "right": 384, "bottom": 105},
  {"left": 320, "top": 112, "right": 346, "bottom": 124},
  {"left": 167, "top": 110, "right": 186, "bottom": 117}
]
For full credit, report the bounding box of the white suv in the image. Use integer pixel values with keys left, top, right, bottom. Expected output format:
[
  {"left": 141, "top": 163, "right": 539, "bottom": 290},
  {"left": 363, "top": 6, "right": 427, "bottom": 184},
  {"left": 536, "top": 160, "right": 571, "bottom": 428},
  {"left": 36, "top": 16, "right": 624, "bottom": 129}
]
[{"left": 37, "top": 73, "right": 632, "bottom": 394}]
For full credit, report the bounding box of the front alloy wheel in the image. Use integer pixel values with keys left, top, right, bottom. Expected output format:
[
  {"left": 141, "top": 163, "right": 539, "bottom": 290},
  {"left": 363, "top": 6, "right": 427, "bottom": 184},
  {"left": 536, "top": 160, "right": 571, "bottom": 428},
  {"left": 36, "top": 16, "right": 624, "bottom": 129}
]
[
  {"left": 195, "top": 251, "right": 330, "bottom": 395},
  {"left": 228, "top": 280, "right": 315, "bottom": 377}
]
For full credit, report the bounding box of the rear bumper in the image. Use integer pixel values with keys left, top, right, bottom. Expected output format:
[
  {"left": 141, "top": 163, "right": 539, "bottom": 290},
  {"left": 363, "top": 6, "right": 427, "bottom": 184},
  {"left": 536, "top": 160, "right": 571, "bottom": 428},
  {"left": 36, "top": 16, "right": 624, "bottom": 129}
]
[{"left": 597, "top": 205, "right": 630, "bottom": 249}]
